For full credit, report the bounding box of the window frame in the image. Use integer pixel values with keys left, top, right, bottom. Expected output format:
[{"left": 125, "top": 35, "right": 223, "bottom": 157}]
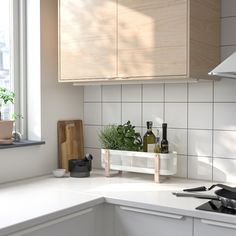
[{"left": 11, "top": 0, "right": 27, "bottom": 139}]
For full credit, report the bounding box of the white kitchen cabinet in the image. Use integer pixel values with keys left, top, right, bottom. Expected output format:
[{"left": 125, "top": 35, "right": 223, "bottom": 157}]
[
  {"left": 114, "top": 205, "right": 192, "bottom": 236},
  {"left": 194, "top": 218, "right": 236, "bottom": 236},
  {"left": 8, "top": 207, "right": 97, "bottom": 236}
]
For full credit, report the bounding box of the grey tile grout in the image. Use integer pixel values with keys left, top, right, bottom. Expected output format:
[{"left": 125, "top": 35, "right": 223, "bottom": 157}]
[
  {"left": 84, "top": 101, "right": 236, "bottom": 104},
  {"left": 84, "top": 123, "right": 236, "bottom": 132},
  {"left": 212, "top": 80, "right": 215, "bottom": 182},
  {"left": 187, "top": 82, "right": 189, "bottom": 179}
]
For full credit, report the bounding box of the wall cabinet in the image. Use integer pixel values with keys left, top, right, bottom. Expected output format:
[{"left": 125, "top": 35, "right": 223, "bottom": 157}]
[
  {"left": 58, "top": 0, "right": 117, "bottom": 81},
  {"left": 114, "top": 206, "right": 192, "bottom": 236},
  {"left": 58, "top": 0, "right": 220, "bottom": 84},
  {"left": 194, "top": 218, "right": 236, "bottom": 236}
]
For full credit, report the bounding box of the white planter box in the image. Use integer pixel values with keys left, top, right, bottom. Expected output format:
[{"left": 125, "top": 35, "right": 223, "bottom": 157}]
[{"left": 101, "top": 149, "right": 177, "bottom": 183}]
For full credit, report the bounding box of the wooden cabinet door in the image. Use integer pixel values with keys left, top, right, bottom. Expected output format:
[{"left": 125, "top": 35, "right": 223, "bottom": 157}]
[
  {"left": 117, "top": 0, "right": 188, "bottom": 79},
  {"left": 194, "top": 218, "right": 236, "bottom": 236},
  {"left": 114, "top": 206, "right": 192, "bottom": 236},
  {"left": 59, "top": 0, "right": 117, "bottom": 81}
]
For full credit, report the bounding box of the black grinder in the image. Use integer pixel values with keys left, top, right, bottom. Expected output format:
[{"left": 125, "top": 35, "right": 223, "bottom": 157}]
[{"left": 69, "top": 153, "right": 93, "bottom": 177}]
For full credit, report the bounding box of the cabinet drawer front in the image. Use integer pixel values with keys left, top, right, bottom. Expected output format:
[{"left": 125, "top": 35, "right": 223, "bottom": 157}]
[
  {"left": 115, "top": 205, "right": 192, "bottom": 236},
  {"left": 9, "top": 208, "right": 94, "bottom": 236},
  {"left": 120, "top": 206, "right": 184, "bottom": 219},
  {"left": 194, "top": 218, "right": 236, "bottom": 236}
]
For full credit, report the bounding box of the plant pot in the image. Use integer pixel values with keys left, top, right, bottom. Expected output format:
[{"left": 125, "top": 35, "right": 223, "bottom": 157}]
[
  {"left": 101, "top": 149, "right": 177, "bottom": 183},
  {"left": 0, "top": 120, "right": 14, "bottom": 144}
]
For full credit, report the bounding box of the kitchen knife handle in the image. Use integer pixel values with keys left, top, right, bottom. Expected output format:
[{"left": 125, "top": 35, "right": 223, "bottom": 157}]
[
  {"left": 172, "top": 192, "right": 219, "bottom": 200},
  {"left": 183, "top": 186, "right": 207, "bottom": 192}
]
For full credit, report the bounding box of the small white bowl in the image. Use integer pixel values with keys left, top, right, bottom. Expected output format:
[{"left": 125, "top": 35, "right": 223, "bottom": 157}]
[{"left": 52, "top": 169, "right": 66, "bottom": 178}]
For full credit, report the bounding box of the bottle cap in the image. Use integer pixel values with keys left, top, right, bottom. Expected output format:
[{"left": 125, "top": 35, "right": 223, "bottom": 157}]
[{"left": 147, "top": 121, "right": 153, "bottom": 129}]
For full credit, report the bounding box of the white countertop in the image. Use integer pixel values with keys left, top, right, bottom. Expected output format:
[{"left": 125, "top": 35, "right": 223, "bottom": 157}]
[{"left": 0, "top": 170, "right": 235, "bottom": 235}]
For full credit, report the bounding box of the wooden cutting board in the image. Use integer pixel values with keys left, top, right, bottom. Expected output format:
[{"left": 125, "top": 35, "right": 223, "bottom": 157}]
[{"left": 57, "top": 120, "right": 84, "bottom": 171}]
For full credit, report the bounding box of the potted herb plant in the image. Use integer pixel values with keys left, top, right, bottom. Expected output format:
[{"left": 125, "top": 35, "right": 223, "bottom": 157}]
[
  {"left": 0, "top": 87, "right": 15, "bottom": 144},
  {"left": 99, "top": 121, "right": 142, "bottom": 151}
]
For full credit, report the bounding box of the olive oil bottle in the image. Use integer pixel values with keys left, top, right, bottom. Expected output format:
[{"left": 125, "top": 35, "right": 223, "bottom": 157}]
[
  {"left": 143, "top": 121, "right": 156, "bottom": 152},
  {"left": 161, "top": 123, "right": 169, "bottom": 153}
]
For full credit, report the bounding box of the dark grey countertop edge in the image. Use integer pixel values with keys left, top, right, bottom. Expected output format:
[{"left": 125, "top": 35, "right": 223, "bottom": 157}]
[{"left": 0, "top": 140, "right": 45, "bottom": 149}]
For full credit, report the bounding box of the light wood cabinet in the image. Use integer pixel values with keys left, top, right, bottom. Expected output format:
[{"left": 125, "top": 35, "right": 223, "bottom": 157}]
[
  {"left": 58, "top": 0, "right": 220, "bottom": 84},
  {"left": 117, "top": 0, "right": 220, "bottom": 81},
  {"left": 58, "top": 0, "right": 117, "bottom": 81},
  {"left": 117, "top": 0, "right": 187, "bottom": 78}
]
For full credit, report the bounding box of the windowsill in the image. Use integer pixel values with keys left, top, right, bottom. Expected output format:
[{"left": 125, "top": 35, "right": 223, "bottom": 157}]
[{"left": 0, "top": 140, "right": 45, "bottom": 149}]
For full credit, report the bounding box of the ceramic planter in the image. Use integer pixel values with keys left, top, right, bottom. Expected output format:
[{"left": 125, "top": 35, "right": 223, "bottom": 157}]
[
  {"left": 101, "top": 149, "right": 177, "bottom": 183},
  {"left": 0, "top": 120, "right": 14, "bottom": 144}
]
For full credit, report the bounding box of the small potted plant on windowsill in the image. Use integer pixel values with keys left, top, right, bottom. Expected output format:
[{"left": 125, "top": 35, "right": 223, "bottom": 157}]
[{"left": 0, "top": 87, "right": 15, "bottom": 144}]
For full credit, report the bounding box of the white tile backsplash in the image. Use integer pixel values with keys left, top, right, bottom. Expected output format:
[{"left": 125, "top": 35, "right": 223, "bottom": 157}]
[
  {"left": 214, "top": 130, "right": 236, "bottom": 158},
  {"left": 122, "top": 84, "right": 141, "bottom": 102},
  {"left": 188, "top": 103, "right": 212, "bottom": 129},
  {"left": 122, "top": 103, "right": 142, "bottom": 127},
  {"left": 168, "top": 129, "right": 187, "bottom": 155},
  {"left": 165, "top": 83, "right": 187, "bottom": 102},
  {"left": 188, "top": 130, "right": 212, "bottom": 157},
  {"left": 165, "top": 103, "right": 187, "bottom": 128},
  {"left": 84, "top": 103, "right": 101, "bottom": 125},
  {"left": 84, "top": 125, "right": 101, "bottom": 148},
  {"left": 214, "top": 103, "right": 236, "bottom": 130},
  {"left": 84, "top": 148, "right": 102, "bottom": 169},
  {"left": 214, "top": 78, "right": 236, "bottom": 102},
  {"left": 142, "top": 103, "right": 163, "bottom": 127},
  {"left": 102, "top": 85, "right": 121, "bottom": 102},
  {"left": 84, "top": 86, "right": 101, "bottom": 102},
  {"left": 143, "top": 84, "right": 164, "bottom": 102},
  {"left": 83, "top": 2, "right": 236, "bottom": 182},
  {"left": 213, "top": 158, "right": 236, "bottom": 183},
  {"left": 188, "top": 156, "right": 212, "bottom": 181},
  {"left": 102, "top": 103, "right": 121, "bottom": 125},
  {"left": 188, "top": 82, "right": 213, "bottom": 102},
  {"left": 174, "top": 155, "right": 187, "bottom": 178}
]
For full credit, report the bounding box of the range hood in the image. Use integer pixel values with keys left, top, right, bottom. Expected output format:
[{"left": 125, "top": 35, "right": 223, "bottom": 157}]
[{"left": 209, "top": 52, "right": 236, "bottom": 79}]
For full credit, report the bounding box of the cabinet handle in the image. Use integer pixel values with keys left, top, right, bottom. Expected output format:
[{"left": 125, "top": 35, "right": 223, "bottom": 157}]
[
  {"left": 120, "top": 206, "right": 183, "bottom": 220},
  {"left": 8, "top": 208, "right": 93, "bottom": 236},
  {"left": 201, "top": 219, "right": 236, "bottom": 230}
]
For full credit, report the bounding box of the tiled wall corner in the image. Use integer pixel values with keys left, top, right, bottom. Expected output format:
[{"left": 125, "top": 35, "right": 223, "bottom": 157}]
[{"left": 83, "top": 0, "right": 236, "bottom": 183}]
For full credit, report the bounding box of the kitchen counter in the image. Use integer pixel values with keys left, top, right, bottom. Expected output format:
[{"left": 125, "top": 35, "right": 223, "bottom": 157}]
[{"left": 0, "top": 170, "right": 235, "bottom": 235}]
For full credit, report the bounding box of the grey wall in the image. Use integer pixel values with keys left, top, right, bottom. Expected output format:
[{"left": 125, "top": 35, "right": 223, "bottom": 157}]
[
  {"left": 0, "top": 0, "right": 83, "bottom": 184},
  {"left": 84, "top": 0, "right": 236, "bottom": 183}
]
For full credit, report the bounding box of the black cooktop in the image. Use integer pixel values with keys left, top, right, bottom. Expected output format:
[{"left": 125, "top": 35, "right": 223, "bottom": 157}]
[{"left": 196, "top": 200, "right": 236, "bottom": 215}]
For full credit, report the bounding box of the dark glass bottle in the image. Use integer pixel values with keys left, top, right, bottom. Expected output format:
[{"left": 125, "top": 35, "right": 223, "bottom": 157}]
[
  {"left": 161, "top": 123, "right": 169, "bottom": 153},
  {"left": 143, "top": 121, "right": 156, "bottom": 152}
]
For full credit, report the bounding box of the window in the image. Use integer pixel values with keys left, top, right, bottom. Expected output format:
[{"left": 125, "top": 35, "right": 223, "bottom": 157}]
[
  {"left": 0, "top": 0, "right": 12, "bottom": 119},
  {"left": 0, "top": 0, "right": 27, "bottom": 137}
]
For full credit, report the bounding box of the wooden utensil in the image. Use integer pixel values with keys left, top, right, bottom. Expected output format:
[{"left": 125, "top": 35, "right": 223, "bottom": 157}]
[{"left": 58, "top": 120, "right": 84, "bottom": 171}]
